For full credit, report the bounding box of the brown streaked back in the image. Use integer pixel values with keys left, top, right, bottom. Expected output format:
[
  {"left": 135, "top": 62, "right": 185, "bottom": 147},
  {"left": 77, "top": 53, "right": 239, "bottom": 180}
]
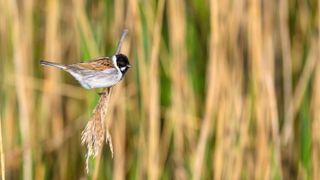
[{"left": 73, "top": 57, "right": 115, "bottom": 71}]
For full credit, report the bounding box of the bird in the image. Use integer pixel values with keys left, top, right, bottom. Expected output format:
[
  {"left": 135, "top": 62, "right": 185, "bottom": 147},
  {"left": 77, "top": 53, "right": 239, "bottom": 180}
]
[{"left": 40, "top": 53, "right": 131, "bottom": 89}]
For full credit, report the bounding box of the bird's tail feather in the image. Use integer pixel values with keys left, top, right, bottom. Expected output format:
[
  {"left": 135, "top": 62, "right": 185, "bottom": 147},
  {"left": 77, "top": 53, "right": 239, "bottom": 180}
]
[{"left": 40, "top": 60, "right": 67, "bottom": 70}]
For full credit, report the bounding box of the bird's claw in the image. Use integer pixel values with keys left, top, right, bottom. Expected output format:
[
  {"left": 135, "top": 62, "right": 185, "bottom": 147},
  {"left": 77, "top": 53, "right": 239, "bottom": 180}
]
[{"left": 98, "top": 92, "right": 106, "bottom": 96}]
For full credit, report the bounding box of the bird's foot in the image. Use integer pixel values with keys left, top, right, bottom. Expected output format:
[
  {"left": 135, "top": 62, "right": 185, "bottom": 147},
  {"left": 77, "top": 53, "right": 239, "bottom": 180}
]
[{"left": 98, "top": 92, "right": 107, "bottom": 96}]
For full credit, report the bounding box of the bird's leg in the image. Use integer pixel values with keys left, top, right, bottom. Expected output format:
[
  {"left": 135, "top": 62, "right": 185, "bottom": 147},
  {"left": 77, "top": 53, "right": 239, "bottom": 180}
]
[
  {"left": 98, "top": 88, "right": 111, "bottom": 97},
  {"left": 98, "top": 92, "right": 106, "bottom": 96}
]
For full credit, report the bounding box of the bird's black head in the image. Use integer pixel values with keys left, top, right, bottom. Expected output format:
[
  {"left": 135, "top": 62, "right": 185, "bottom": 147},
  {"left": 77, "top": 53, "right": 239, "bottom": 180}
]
[{"left": 115, "top": 54, "right": 131, "bottom": 74}]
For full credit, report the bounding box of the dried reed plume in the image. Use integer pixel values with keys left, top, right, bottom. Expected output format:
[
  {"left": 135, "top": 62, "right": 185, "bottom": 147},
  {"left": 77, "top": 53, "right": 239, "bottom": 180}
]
[
  {"left": 81, "top": 29, "right": 128, "bottom": 173},
  {"left": 81, "top": 88, "right": 113, "bottom": 172}
]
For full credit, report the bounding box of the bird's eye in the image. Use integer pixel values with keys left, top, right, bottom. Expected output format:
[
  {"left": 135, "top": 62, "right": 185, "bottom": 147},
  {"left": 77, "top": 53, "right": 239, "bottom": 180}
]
[
  {"left": 117, "top": 61, "right": 125, "bottom": 67},
  {"left": 116, "top": 54, "right": 129, "bottom": 68},
  {"left": 117, "top": 58, "right": 128, "bottom": 68}
]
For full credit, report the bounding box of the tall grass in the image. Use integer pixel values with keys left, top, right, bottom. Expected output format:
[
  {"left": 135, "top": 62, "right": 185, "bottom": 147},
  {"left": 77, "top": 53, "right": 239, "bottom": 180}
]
[
  {"left": 0, "top": 0, "right": 319, "bottom": 179},
  {"left": 0, "top": 116, "right": 5, "bottom": 180}
]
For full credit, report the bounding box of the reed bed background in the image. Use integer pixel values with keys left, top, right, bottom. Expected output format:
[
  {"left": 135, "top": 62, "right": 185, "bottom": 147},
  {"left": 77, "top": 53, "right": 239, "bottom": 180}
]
[{"left": 0, "top": 0, "right": 319, "bottom": 179}]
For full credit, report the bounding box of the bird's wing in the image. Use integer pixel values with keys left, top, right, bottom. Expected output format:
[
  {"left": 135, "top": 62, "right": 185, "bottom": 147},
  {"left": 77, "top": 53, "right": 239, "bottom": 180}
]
[{"left": 70, "top": 57, "right": 115, "bottom": 71}]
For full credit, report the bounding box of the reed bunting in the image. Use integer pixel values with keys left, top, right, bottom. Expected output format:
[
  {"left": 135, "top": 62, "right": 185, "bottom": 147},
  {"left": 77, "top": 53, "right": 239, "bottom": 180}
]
[{"left": 40, "top": 54, "right": 131, "bottom": 89}]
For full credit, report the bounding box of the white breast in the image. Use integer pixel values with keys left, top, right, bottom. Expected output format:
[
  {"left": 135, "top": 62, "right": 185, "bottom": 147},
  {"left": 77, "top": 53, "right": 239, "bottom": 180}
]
[{"left": 67, "top": 68, "right": 122, "bottom": 89}]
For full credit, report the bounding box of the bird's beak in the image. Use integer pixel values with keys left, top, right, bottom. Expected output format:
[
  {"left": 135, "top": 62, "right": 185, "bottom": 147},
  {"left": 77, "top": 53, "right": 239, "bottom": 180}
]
[{"left": 127, "top": 64, "right": 132, "bottom": 68}]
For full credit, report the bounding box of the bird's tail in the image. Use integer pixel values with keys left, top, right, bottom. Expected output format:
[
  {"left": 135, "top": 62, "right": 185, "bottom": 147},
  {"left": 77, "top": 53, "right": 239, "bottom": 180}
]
[{"left": 40, "top": 60, "right": 67, "bottom": 70}]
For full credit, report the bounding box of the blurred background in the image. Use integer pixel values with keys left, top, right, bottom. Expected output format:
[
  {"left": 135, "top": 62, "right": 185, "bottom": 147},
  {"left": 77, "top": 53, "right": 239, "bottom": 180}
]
[{"left": 0, "top": 0, "right": 319, "bottom": 179}]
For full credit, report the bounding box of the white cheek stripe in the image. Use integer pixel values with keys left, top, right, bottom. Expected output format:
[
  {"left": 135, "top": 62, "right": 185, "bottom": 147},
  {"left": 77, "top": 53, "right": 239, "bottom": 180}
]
[{"left": 112, "top": 55, "right": 121, "bottom": 73}]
